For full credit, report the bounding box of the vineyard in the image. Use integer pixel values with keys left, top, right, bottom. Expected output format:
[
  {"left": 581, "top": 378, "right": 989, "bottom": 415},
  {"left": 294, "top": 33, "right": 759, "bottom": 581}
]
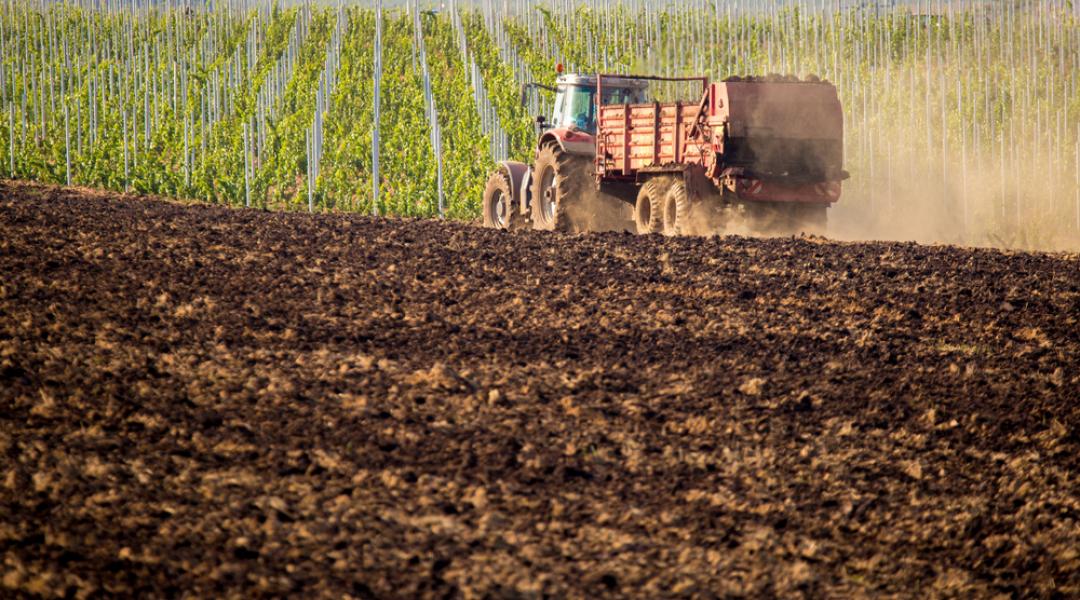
[{"left": 0, "top": 0, "right": 1078, "bottom": 248}]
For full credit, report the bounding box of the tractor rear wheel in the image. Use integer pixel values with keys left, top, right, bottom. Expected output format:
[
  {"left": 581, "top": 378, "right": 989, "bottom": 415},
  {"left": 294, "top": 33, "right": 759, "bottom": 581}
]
[
  {"left": 635, "top": 178, "right": 668, "bottom": 234},
  {"left": 531, "top": 144, "right": 589, "bottom": 232},
  {"left": 482, "top": 168, "right": 526, "bottom": 230}
]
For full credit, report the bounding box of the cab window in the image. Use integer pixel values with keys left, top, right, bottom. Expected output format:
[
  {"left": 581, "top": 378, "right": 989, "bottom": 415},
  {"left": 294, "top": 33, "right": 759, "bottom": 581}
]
[
  {"left": 555, "top": 85, "right": 596, "bottom": 133},
  {"left": 553, "top": 85, "right": 645, "bottom": 134},
  {"left": 603, "top": 87, "right": 646, "bottom": 105}
]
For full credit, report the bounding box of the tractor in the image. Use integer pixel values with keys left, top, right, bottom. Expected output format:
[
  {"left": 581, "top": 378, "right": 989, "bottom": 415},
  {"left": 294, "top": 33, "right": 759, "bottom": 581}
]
[{"left": 482, "top": 69, "right": 848, "bottom": 236}]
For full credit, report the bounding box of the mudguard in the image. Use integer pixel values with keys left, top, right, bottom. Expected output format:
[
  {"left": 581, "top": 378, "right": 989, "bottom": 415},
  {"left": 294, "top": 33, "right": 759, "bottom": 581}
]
[
  {"left": 539, "top": 129, "right": 596, "bottom": 157},
  {"left": 519, "top": 167, "right": 532, "bottom": 216},
  {"left": 496, "top": 161, "right": 530, "bottom": 217}
]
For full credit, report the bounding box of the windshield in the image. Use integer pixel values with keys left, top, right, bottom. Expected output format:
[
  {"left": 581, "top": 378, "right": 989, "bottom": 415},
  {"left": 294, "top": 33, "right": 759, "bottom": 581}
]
[
  {"left": 553, "top": 86, "right": 596, "bottom": 132},
  {"left": 552, "top": 85, "right": 647, "bottom": 134}
]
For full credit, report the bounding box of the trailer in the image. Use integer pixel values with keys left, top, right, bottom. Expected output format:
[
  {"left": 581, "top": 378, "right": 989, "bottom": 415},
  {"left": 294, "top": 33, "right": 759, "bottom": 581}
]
[{"left": 482, "top": 71, "right": 848, "bottom": 236}]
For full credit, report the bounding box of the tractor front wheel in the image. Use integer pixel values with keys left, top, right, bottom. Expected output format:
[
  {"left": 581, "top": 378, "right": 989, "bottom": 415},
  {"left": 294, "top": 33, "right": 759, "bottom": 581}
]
[{"left": 482, "top": 168, "right": 525, "bottom": 230}]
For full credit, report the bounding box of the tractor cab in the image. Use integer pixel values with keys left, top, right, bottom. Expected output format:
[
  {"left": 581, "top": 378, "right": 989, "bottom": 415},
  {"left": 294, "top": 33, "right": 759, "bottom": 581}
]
[{"left": 548, "top": 74, "right": 649, "bottom": 135}]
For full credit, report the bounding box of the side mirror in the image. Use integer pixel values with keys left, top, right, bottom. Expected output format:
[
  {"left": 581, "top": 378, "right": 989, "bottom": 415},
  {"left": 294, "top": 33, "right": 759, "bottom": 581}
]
[{"left": 536, "top": 115, "right": 549, "bottom": 130}]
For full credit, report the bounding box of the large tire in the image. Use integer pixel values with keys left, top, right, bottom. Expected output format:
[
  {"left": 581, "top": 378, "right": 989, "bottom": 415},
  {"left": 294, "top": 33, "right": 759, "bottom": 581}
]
[
  {"left": 531, "top": 144, "right": 589, "bottom": 232},
  {"left": 665, "top": 180, "right": 692, "bottom": 236},
  {"left": 634, "top": 178, "right": 668, "bottom": 234},
  {"left": 482, "top": 168, "right": 526, "bottom": 230}
]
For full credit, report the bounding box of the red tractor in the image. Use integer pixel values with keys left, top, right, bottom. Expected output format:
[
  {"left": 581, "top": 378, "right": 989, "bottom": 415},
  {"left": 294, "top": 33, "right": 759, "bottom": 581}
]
[{"left": 482, "top": 71, "right": 848, "bottom": 236}]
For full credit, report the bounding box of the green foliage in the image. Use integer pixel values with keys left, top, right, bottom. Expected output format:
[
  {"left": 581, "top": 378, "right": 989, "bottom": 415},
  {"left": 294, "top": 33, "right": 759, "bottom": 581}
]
[{"left": 0, "top": 2, "right": 1077, "bottom": 249}]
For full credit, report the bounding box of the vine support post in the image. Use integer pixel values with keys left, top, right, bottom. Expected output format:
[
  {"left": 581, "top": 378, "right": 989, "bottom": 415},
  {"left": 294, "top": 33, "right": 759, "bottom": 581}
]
[
  {"left": 183, "top": 109, "right": 189, "bottom": 190},
  {"left": 122, "top": 107, "right": 129, "bottom": 192},
  {"left": 62, "top": 34, "right": 70, "bottom": 186},
  {"left": 306, "top": 128, "right": 313, "bottom": 213},
  {"left": 243, "top": 121, "right": 250, "bottom": 208},
  {"left": 372, "top": 0, "right": 382, "bottom": 217},
  {"left": 435, "top": 115, "right": 444, "bottom": 219},
  {"left": 958, "top": 76, "right": 967, "bottom": 236},
  {"left": 0, "top": 14, "right": 7, "bottom": 179},
  {"left": 8, "top": 103, "right": 13, "bottom": 178}
]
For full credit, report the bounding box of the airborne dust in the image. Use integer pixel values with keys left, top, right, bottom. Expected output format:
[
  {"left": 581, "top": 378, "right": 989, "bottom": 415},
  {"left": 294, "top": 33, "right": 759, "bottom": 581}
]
[{"left": 829, "top": 141, "right": 1080, "bottom": 253}]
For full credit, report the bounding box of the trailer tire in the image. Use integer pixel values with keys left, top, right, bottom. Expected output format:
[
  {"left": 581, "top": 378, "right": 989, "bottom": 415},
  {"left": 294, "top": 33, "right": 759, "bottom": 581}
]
[
  {"left": 665, "top": 180, "right": 692, "bottom": 236},
  {"left": 531, "top": 144, "right": 587, "bottom": 232},
  {"left": 482, "top": 168, "right": 525, "bottom": 230},
  {"left": 635, "top": 178, "right": 667, "bottom": 234}
]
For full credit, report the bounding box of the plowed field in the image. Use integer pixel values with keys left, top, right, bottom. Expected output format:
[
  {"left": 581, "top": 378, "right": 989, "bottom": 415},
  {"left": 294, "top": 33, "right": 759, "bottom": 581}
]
[{"left": 2, "top": 180, "right": 1079, "bottom": 598}]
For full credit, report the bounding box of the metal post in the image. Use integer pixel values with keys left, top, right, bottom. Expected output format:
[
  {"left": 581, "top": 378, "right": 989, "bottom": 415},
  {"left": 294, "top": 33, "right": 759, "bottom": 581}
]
[
  {"left": 306, "top": 128, "right": 313, "bottom": 212},
  {"left": 372, "top": 0, "right": 382, "bottom": 216},
  {"left": 243, "top": 121, "right": 250, "bottom": 208},
  {"left": 62, "top": 34, "right": 71, "bottom": 186},
  {"left": 8, "top": 103, "right": 13, "bottom": 178},
  {"left": 436, "top": 118, "right": 444, "bottom": 218},
  {"left": 122, "top": 108, "right": 129, "bottom": 191}
]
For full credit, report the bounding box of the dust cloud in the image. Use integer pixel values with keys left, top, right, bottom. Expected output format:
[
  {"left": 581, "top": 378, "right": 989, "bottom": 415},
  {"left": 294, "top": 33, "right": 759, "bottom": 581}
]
[{"left": 826, "top": 125, "right": 1080, "bottom": 254}]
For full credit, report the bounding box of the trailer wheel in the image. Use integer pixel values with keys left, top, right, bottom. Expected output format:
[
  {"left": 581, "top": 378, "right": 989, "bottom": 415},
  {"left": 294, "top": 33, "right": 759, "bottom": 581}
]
[
  {"left": 665, "top": 180, "right": 692, "bottom": 236},
  {"left": 531, "top": 144, "right": 587, "bottom": 232},
  {"left": 482, "top": 168, "right": 525, "bottom": 230},
  {"left": 634, "top": 178, "right": 667, "bottom": 234}
]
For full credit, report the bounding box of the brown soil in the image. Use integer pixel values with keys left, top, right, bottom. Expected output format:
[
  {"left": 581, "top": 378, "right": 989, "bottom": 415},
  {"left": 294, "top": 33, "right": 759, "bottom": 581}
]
[{"left": 2, "top": 180, "right": 1079, "bottom": 599}]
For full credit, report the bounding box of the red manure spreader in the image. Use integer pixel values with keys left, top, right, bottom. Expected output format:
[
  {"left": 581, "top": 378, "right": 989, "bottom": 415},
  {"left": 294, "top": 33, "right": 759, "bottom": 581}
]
[{"left": 482, "top": 70, "right": 848, "bottom": 236}]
